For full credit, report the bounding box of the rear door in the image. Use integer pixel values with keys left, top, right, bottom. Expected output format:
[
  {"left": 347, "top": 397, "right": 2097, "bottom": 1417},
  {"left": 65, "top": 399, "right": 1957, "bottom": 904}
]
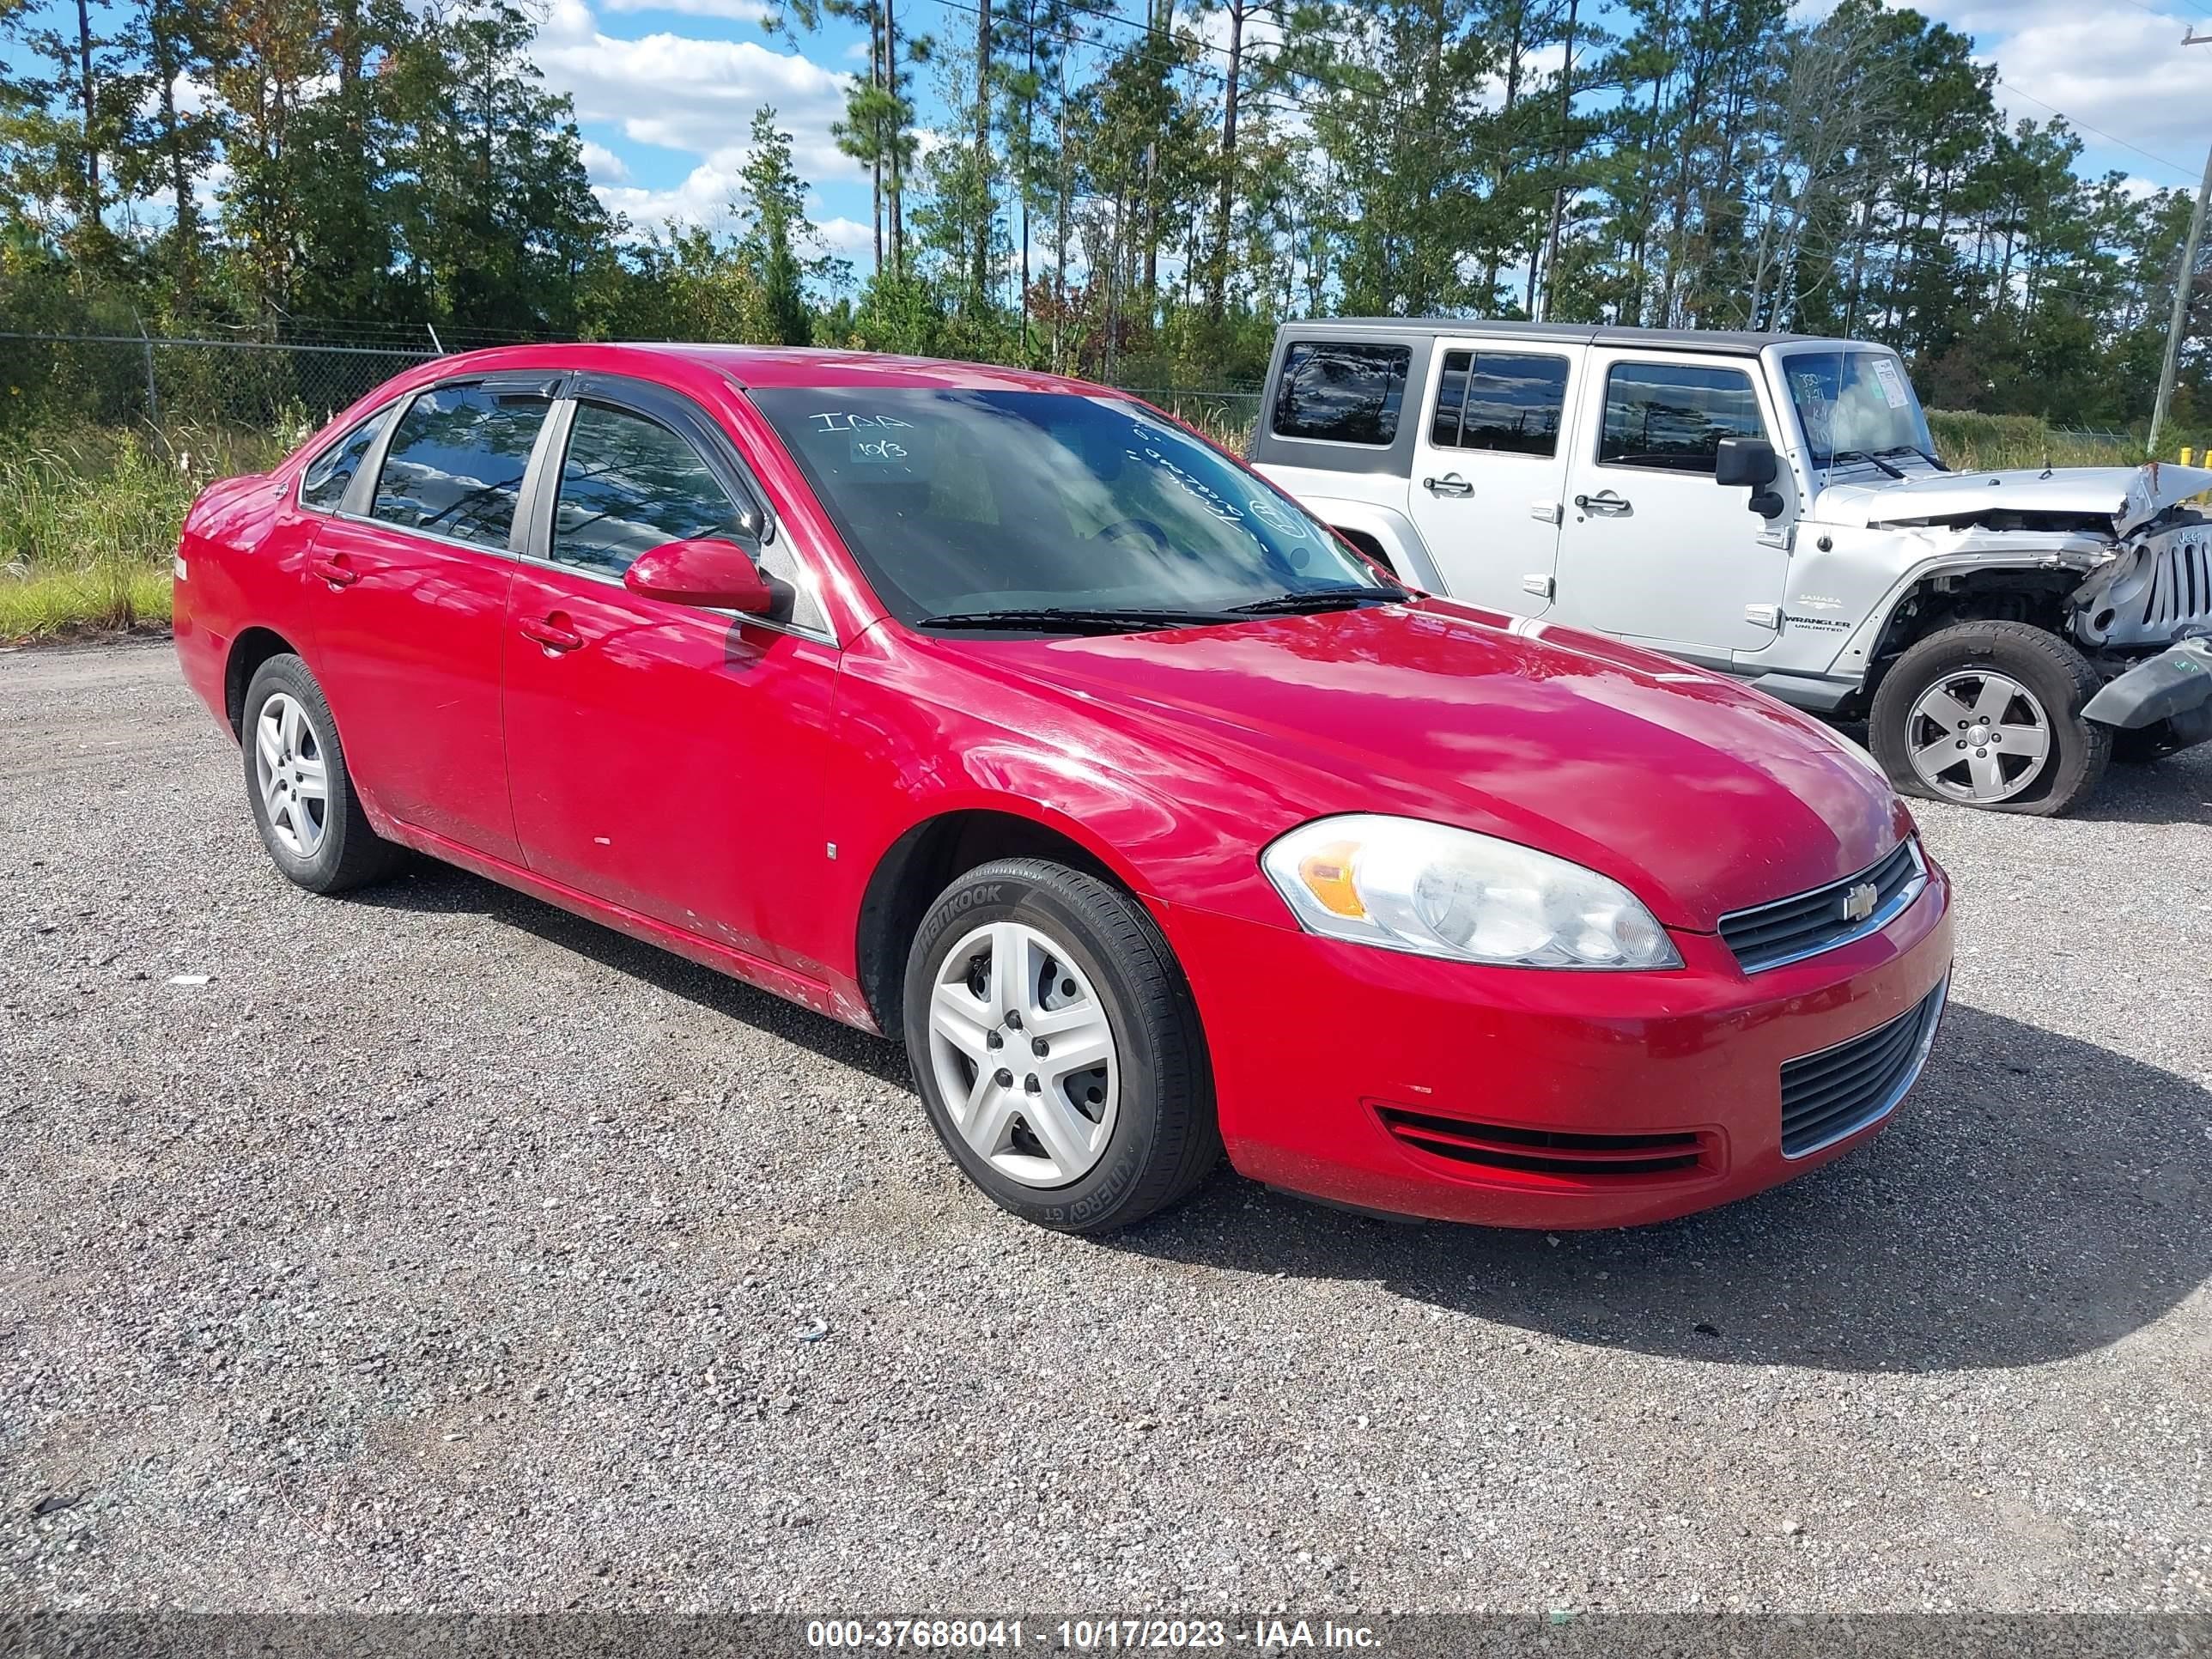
[
  {"left": 500, "top": 376, "right": 842, "bottom": 969},
  {"left": 1553, "top": 351, "right": 1791, "bottom": 661},
  {"left": 302, "top": 375, "right": 558, "bottom": 861},
  {"left": 1404, "top": 343, "right": 1577, "bottom": 617}
]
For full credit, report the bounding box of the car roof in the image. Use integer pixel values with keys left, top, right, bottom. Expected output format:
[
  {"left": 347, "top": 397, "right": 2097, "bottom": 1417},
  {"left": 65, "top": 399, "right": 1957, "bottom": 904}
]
[
  {"left": 1273, "top": 318, "right": 1863, "bottom": 357},
  {"left": 416, "top": 341, "right": 1109, "bottom": 393}
]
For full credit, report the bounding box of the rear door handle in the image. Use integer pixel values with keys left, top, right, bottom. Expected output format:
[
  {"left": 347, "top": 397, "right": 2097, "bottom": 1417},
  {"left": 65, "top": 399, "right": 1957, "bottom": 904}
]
[
  {"left": 519, "top": 614, "right": 584, "bottom": 653},
  {"left": 1423, "top": 473, "right": 1474, "bottom": 497},
  {"left": 1574, "top": 490, "right": 1632, "bottom": 516},
  {"left": 310, "top": 556, "right": 359, "bottom": 588}
]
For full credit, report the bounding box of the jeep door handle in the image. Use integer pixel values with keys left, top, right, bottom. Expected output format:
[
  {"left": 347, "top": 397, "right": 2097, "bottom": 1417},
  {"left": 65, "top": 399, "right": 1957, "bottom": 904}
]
[
  {"left": 1423, "top": 473, "right": 1474, "bottom": 497},
  {"left": 310, "top": 556, "right": 359, "bottom": 588},
  {"left": 519, "top": 614, "right": 584, "bottom": 653},
  {"left": 1574, "top": 490, "right": 1632, "bottom": 516}
]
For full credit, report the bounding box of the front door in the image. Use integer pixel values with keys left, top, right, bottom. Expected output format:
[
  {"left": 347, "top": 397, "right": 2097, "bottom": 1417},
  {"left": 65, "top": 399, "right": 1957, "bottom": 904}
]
[
  {"left": 1554, "top": 351, "right": 1791, "bottom": 660},
  {"left": 1404, "top": 343, "right": 1577, "bottom": 617},
  {"left": 500, "top": 383, "right": 842, "bottom": 971},
  {"left": 302, "top": 377, "right": 557, "bottom": 862}
]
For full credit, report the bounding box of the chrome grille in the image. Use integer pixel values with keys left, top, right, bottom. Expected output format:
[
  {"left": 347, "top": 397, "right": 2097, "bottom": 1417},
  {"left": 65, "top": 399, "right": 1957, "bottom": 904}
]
[
  {"left": 1779, "top": 979, "right": 1948, "bottom": 1158},
  {"left": 1717, "top": 839, "right": 1925, "bottom": 974}
]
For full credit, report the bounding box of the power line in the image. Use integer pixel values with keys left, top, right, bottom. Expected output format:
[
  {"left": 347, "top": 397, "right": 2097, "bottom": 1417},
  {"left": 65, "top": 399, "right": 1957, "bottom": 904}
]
[{"left": 1995, "top": 75, "right": 2199, "bottom": 183}]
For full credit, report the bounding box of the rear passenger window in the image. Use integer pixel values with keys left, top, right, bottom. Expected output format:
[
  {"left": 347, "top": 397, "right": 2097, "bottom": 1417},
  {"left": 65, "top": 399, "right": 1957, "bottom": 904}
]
[
  {"left": 1273, "top": 343, "right": 1410, "bottom": 446},
  {"left": 299, "top": 408, "right": 388, "bottom": 513},
  {"left": 1431, "top": 351, "right": 1569, "bottom": 457},
  {"left": 1599, "top": 362, "right": 1765, "bottom": 473},
  {"left": 371, "top": 382, "right": 551, "bottom": 548}
]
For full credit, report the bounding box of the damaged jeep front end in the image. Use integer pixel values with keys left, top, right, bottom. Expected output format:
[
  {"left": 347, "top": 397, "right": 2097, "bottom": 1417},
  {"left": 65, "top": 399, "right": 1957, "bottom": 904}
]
[{"left": 1845, "top": 464, "right": 2212, "bottom": 757}]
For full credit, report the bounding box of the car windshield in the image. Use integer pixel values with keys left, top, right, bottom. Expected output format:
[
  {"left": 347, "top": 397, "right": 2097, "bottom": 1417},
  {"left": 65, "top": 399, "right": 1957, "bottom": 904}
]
[
  {"left": 750, "top": 387, "right": 1399, "bottom": 627},
  {"left": 1781, "top": 349, "right": 1940, "bottom": 473}
]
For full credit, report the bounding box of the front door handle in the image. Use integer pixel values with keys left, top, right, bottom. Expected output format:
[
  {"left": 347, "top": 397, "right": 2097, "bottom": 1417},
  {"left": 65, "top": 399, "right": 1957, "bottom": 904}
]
[
  {"left": 519, "top": 614, "right": 584, "bottom": 653},
  {"left": 1574, "top": 490, "right": 1632, "bottom": 516},
  {"left": 310, "top": 556, "right": 359, "bottom": 588},
  {"left": 1423, "top": 473, "right": 1474, "bottom": 497}
]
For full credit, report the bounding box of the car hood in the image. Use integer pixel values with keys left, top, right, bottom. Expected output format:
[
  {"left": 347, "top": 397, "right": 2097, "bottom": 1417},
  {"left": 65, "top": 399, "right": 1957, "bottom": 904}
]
[
  {"left": 1814, "top": 462, "right": 2212, "bottom": 535},
  {"left": 962, "top": 601, "right": 1911, "bottom": 933}
]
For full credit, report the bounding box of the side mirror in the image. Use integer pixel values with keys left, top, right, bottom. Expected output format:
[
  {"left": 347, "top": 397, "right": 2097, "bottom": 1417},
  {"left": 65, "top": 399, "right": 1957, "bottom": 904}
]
[
  {"left": 1713, "top": 435, "right": 1778, "bottom": 489},
  {"left": 623, "top": 538, "right": 774, "bottom": 613}
]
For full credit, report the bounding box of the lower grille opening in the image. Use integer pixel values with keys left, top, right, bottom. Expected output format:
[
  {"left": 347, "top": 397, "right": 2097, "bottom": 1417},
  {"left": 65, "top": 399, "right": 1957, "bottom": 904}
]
[
  {"left": 1376, "top": 1107, "right": 1707, "bottom": 1179},
  {"left": 1779, "top": 980, "right": 1948, "bottom": 1158}
]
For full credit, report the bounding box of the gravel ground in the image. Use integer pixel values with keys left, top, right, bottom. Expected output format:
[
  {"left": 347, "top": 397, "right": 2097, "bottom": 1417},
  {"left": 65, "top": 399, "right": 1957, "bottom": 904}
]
[{"left": 2, "top": 638, "right": 2209, "bottom": 1617}]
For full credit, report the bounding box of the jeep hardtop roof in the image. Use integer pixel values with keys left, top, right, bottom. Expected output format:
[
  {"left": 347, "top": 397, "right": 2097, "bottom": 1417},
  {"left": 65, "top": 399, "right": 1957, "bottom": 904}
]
[{"left": 1272, "top": 318, "right": 1855, "bottom": 358}]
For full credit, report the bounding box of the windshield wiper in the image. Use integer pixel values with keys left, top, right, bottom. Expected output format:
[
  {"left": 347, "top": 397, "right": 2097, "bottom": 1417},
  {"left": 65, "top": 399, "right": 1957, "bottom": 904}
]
[
  {"left": 1827, "top": 448, "right": 1907, "bottom": 480},
  {"left": 1228, "top": 587, "right": 1403, "bottom": 616},
  {"left": 918, "top": 605, "right": 1243, "bottom": 635},
  {"left": 1876, "top": 443, "right": 1948, "bottom": 471}
]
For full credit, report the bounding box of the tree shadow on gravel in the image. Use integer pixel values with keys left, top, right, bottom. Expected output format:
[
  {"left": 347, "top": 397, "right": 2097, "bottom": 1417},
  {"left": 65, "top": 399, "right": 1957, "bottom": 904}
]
[
  {"left": 348, "top": 857, "right": 915, "bottom": 1090},
  {"left": 1116, "top": 1002, "right": 2212, "bottom": 1374}
]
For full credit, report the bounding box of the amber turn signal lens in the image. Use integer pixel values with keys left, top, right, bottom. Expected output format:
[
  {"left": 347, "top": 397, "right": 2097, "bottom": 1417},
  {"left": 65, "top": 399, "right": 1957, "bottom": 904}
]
[{"left": 1297, "top": 840, "right": 1365, "bottom": 918}]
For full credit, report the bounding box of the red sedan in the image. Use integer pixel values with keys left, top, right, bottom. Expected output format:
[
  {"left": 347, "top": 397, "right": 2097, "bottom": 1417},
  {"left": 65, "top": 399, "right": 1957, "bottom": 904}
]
[{"left": 173, "top": 344, "right": 1953, "bottom": 1234}]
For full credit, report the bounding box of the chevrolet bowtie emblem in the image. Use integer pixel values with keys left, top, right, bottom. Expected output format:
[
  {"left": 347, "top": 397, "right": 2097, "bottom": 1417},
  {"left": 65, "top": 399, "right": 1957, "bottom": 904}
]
[{"left": 1841, "top": 881, "right": 1879, "bottom": 923}]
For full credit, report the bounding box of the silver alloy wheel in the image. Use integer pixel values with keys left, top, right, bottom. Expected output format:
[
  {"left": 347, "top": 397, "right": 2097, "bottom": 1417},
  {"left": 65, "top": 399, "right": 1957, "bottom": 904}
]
[
  {"left": 1903, "top": 669, "right": 2053, "bottom": 805},
  {"left": 253, "top": 691, "right": 331, "bottom": 858},
  {"left": 927, "top": 920, "right": 1120, "bottom": 1188}
]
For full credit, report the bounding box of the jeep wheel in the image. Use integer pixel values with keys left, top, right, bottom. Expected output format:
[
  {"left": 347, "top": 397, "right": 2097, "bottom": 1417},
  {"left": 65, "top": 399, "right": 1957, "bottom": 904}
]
[{"left": 1869, "top": 621, "right": 2109, "bottom": 817}]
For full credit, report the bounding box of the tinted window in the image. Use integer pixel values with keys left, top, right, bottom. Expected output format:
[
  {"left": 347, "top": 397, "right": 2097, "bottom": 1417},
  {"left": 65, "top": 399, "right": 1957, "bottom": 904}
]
[
  {"left": 300, "top": 408, "right": 387, "bottom": 512},
  {"left": 1430, "top": 352, "right": 1470, "bottom": 447},
  {"left": 371, "top": 383, "right": 551, "bottom": 547},
  {"left": 1431, "top": 351, "right": 1569, "bottom": 457},
  {"left": 750, "top": 388, "right": 1395, "bottom": 627},
  {"left": 1599, "top": 362, "right": 1765, "bottom": 473},
  {"left": 1272, "top": 343, "right": 1410, "bottom": 445},
  {"left": 552, "top": 404, "right": 751, "bottom": 576}
]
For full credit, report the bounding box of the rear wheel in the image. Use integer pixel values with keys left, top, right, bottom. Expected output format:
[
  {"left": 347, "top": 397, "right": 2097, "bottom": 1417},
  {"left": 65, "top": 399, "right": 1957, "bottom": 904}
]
[
  {"left": 902, "top": 858, "right": 1219, "bottom": 1234},
  {"left": 240, "top": 654, "right": 402, "bottom": 893},
  {"left": 1869, "top": 621, "right": 2109, "bottom": 817}
]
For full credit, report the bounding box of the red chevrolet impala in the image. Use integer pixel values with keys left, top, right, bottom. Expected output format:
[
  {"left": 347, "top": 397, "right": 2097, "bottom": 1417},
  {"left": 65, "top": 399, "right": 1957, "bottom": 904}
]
[{"left": 173, "top": 344, "right": 1953, "bottom": 1234}]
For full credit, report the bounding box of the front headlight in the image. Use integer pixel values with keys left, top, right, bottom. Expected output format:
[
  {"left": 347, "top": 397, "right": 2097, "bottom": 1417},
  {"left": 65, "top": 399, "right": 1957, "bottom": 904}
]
[{"left": 1261, "top": 815, "right": 1681, "bottom": 969}]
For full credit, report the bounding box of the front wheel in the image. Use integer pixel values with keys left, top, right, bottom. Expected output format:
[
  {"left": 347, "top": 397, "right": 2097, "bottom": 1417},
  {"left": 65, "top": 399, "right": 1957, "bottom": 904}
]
[
  {"left": 902, "top": 858, "right": 1220, "bottom": 1234},
  {"left": 1868, "top": 621, "right": 2109, "bottom": 817}
]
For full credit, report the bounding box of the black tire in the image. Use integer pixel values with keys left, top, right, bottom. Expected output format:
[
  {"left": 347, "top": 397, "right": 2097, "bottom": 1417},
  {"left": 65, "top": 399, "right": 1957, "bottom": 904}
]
[
  {"left": 240, "top": 653, "right": 403, "bottom": 893},
  {"left": 1869, "top": 621, "right": 2110, "bottom": 817},
  {"left": 902, "top": 858, "right": 1220, "bottom": 1234}
]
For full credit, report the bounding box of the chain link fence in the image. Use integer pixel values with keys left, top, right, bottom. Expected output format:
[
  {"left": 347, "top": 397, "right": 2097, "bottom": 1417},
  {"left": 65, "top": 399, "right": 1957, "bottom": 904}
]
[
  {"left": 2, "top": 331, "right": 441, "bottom": 439},
  {"left": 2, "top": 331, "right": 1268, "bottom": 447}
]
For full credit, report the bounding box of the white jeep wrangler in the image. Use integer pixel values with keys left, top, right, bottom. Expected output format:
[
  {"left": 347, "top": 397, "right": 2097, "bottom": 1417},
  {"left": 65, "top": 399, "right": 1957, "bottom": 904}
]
[{"left": 1250, "top": 319, "right": 2212, "bottom": 816}]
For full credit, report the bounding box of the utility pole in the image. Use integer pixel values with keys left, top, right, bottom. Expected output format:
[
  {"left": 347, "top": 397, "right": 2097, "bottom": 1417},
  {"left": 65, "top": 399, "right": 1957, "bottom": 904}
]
[{"left": 2149, "top": 26, "right": 2212, "bottom": 458}]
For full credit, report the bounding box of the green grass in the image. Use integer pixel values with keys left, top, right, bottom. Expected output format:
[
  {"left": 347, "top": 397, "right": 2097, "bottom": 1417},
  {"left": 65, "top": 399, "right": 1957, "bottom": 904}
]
[{"left": 0, "top": 423, "right": 289, "bottom": 641}]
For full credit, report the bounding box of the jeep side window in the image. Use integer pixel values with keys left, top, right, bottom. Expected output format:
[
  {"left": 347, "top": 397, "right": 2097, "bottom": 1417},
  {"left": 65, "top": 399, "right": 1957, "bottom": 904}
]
[
  {"left": 1272, "top": 343, "right": 1411, "bottom": 446},
  {"left": 1598, "top": 362, "right": 1765, "bottom": 474},
  {"left": 1431, "top": 351, "right": 1569, "bottom": 458}
]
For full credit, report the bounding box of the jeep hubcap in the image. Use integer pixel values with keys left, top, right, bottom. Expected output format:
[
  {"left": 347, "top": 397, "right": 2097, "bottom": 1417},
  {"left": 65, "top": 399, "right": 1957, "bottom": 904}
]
[
  {"left": 1904, "top": 670, "right": 2052, "bottom": 804},
  {"left": 927, "top": 921, "right": 1119, "bottom": 1188},
  {"left": 253, "top": 692, "right": 331, "bottom": 857}
]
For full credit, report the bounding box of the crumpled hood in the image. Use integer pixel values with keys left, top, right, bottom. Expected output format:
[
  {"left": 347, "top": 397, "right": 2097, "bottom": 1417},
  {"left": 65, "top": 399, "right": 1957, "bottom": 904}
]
[
  {"left": 1814, "top": 462, "right": 2212, "bottom": 535},
  {"left": 963, "top": 602, "right": 1911, "bottom": 932}
]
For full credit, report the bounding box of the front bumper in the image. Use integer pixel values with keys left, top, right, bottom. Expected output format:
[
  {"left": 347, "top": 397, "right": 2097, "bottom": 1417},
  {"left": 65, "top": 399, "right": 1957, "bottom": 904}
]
[
  {"left": 1160, "top": 853, "right": 1954, "bottom": 1229},
  {"left": 2083, "top": 635, "right": 2212, "bottom": 749}
]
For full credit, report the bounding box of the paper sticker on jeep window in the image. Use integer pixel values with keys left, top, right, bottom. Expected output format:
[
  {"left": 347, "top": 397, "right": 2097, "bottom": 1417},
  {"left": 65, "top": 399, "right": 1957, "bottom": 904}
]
[{"left": 1870, "top": 358, "right": 1910, "bottom": 410}]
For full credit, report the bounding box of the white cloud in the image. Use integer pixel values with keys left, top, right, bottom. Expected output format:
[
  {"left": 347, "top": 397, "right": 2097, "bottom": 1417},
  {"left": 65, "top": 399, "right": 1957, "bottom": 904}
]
[
  {"left": 1911, "top": 1, "right": 2208, "bottom": 185},
  {"left": 579, "top": 139, "right": 630, "bottom": 183},
  {"left": 536, "top": 0, "right": 858, "bottom": 185}
]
